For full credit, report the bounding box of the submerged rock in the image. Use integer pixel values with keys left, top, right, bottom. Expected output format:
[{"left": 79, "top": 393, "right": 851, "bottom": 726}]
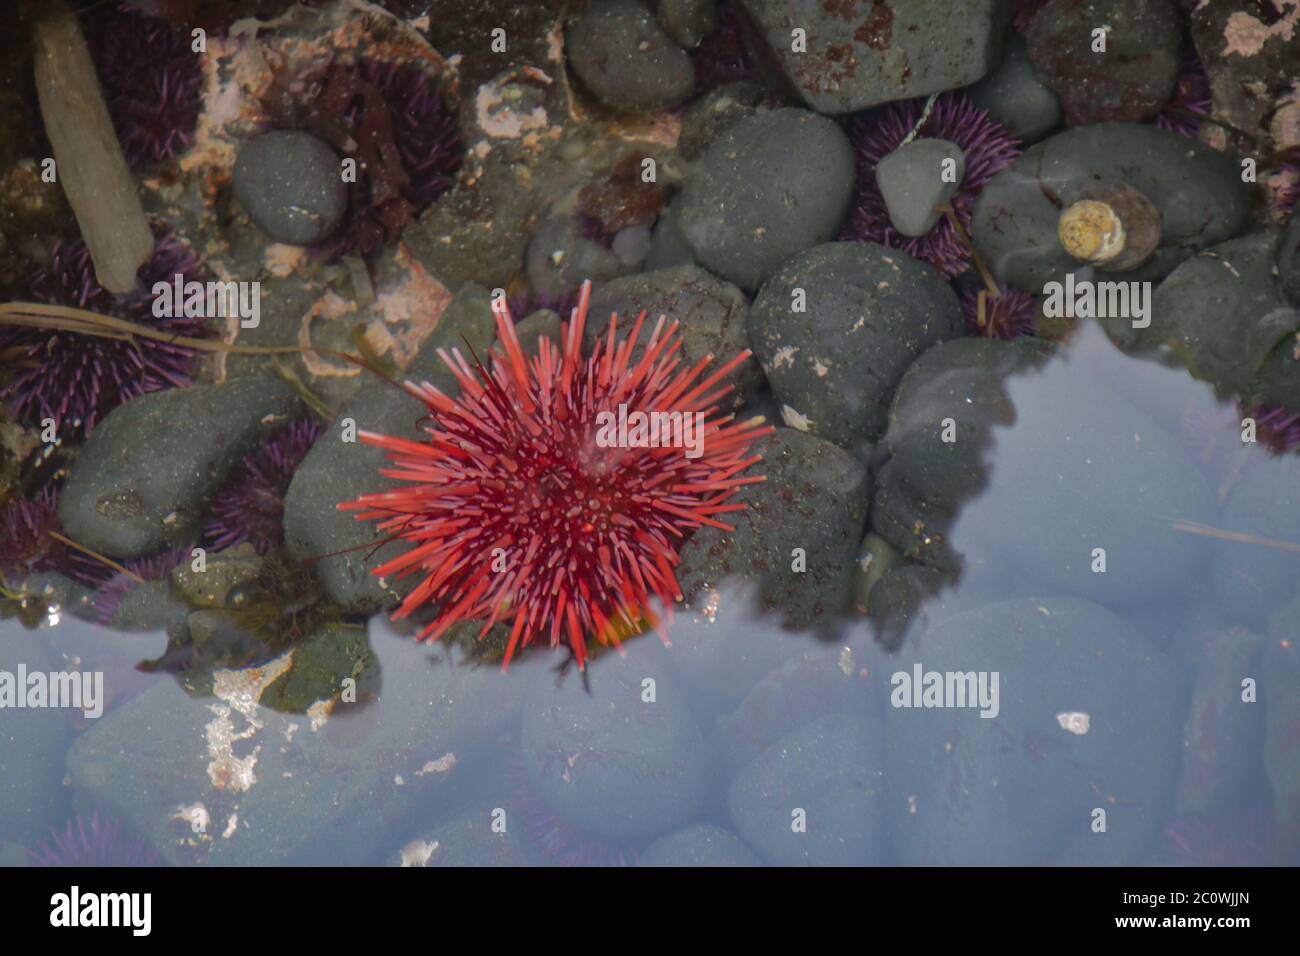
[
  {"left": 232, "top": 130, "right": 347, "bottom": 246},
  {"left": 676, "top": 109, "right": 855, "bottom": 292},
  {"left": 748, "top": 242, "right": 964, "bottom": 453},
  {"left": 972, "top": 123, "right": 1250, "bottom": 290},
  {"left": 741, "top": 0, "right": 1006, "bottom": 114},
  {"left": 640, "top": 824, "right": 762, "bottom": 866},
  {"left": 965, "top": 32, "right": 1062, "bottom": 143},
  {"left": 59, "top": 375, "right": 299, "bottom": 559},
  {"left": 887, "top": 597, "right": 1181, "bottom": 865},
  {"left": 727, "top": 712, "right": 888, "bottom": 866},
  {"left": 566, "top": 0, "right": 695, "bottom": 111},
  {"left": 1025, "top": 0, "right": 1180, "bottom": 126}
]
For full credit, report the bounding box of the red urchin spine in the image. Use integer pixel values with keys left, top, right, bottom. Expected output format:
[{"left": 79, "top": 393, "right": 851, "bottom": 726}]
[{"left": 340, "top": 280, "right": 772, "bottom": 669}]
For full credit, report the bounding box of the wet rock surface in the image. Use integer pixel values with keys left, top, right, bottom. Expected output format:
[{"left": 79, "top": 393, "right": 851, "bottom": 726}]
[
  {"left": 678, "top": 427, "right": 870, "bottom": 633},
  {"left": 727, "top": 712, "right": 888, "bottom": 865},
  {"left": 741, "top": 0, "right": 1006, "bottom": 114},
  {"left": 965, "top": 32, "right": 1062, "bottom": 143},
  {"left": 59, "top": 375, "right": 299, "bottom": 559},
  {"left": 1025, "top": 0, "right": 1180, "bottom": 126},
  {"left": 639, "top": 824, "right": 762, "bottom": 866},
  {"left": 232, "top": 130, "right": 348, "bottom": 246},
  {"left": 973, "top": 123, "right": 1251, "bottom": 290},
  {"left": 675, "top": 109, "right": 856, "bottom": 292},
  {"left": 887, "top": 597, "right": 1181, "bottom": 865},
  {"left": 875, "top": 138, "right": 966, "bottom": 238},
  {"left": 748, "top": 242, "right": 964, "bottom": 453},
  {"left": 567, "top": 0, "right": 696, "bottom": 111}
]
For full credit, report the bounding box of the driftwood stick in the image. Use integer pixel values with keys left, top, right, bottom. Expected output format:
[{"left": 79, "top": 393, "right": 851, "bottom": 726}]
[{"left": 33, "top": 3, "right": 154, "bottom": 293}]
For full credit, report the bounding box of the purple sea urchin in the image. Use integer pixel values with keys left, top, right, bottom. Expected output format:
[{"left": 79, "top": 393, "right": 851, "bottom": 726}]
[
  {"left": 92, "top": 544, "right": 191, "bottom": 626},
  {"left": 203, "top": 418, "right": 325, "bottom": 555},
  {"left": 0, "top": 229, "right": 211, "bottom": 438},
  {"left": 1242, "top": 402, "right": 1300, "bottom": 455},
  {"left": 960, "top": 285, "right": 1039, "bottom": 340},
  {"left": 1154, "top": 51, "right": 1212, "bottom": 139},
  {"left": 690, "top": 0, "right": 757, "bottom": 97},
  {"left": 27, "top": 813, "right": 161, "bottom": 867},
  {"left": 265, "top": 57, "right": 462, "bottom": 261},
  {"left": 841, "top": 92, "right": 1021, "bottom": 279},
  {"left": 85, "top": 4, "right": 204, "bottom": 169},
  {"left": 0, "top": 488, "right": 112, "bottom": 588}
]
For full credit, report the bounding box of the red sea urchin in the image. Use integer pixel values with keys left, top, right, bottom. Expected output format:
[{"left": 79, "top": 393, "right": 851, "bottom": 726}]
[
  {"left": 203, "top": 418, "right": 326, "bottom": 555},
  {"left": 0, "top": 229, "right": 211, "bottom": 438},
  {"left": 85, "top": 3, "right": 204, "bottom": 170},
  {"left": 841, "top": 92, "right": 1022, "bottom": 279},
  {"left": 340, "top": 281, "right": 773, "bottom": 668}
]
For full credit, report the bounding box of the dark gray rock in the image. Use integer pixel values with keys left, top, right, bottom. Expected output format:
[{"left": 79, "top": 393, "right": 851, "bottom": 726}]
[
  {"left": 887, "top": 597, "right": 1180, "bottom": 865},
  {"left": 566, "top": 0, "right": 695, "bottom": 111},
  {"left": 525, "top": 214, "right": 639, "bottom": 302},
  {"left": 640, "top": 824, "right": 762, "bottom": 866},
  {"left": 406, "top": 177, "right": 535, "bottom": 292},
  {"left": 1279, "top": 214, "right": 1300, "bottom": 307},
  {"left": 1212, "top": 456, "right": 1300, "bottom": 624},
  {"left": 657, "top": 0, "right": 717, "bottom": 49},
  {"left": 1144, "top": 232, "right": 1300, "bottom": 410},
  {"left": 395, "top": 808, "right": 534, "bottom": 867},
  {"left": 59, "top": 375, "right": 299, "bottom": 558},
  {"left": 520, "top": 644, "right": 711, "bottom": 841},
  {"left": 748, "top": 242, "right": 964, "bottom": 453},
  {"left": 868, "top": 563, "right": 953, "bottom": 650},
  {"left": 107, "top": 581, "right": 189, "bottom": 635},
  {"left": 677, "top": 427, "right": 870, "bottom": 633},
  {"left": 584, "top": 265, "right": 764, "bottom": 404},
  {"left": 1025, "top": 0, "right": 1180, "bottom": 126},
  {"left": 283, "top": 285, "right": 498, "bottom": 611},
  {"left": 973, "top": 124, "right": 1251, "bottom": 290},
  {"left": 676, "top": 109, "right": 855, "bottom": 292},
  {"left": 678, "top": 81, "right": 774, "bottom": 161},
  {"left": 727, "top": 712, "right": 888, "bottom": 866},
  {"left": 232, "top": 131, "right": 347, "bottom": 245},
  {"left": 644, "top": 205, "right": 696, "bottom": 270},
  {"left": 875, "top": 138, "right": 965, "bottom": 238},
  {"left": 741, "top": 0, "right": 1006, "bottom": 114},
  {"left": 965, "top": 32, "right": 1062, "bottom": 143}
]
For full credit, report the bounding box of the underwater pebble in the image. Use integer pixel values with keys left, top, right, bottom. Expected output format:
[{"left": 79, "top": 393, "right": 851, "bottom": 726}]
[
  {"left": 677, "top": 427, "right": 871, "bottom": 634},
  {"left": 1144, "top": 232, "right": 1300, "bottom": 410},
  {"left": 59, "top": 375, "right": 299, "bottom": 559},
  {"left": 107, "top": 580, "right": 190, "bottom": 635},
  {"left": 520, "top": 645, "right": 710, "bottom": 841},
  {"left": 644, "top": 205, "right": 697, "bottom": 271},
  {"left": 887, "top": 596, "right": 1180, "bottom": 865},
  {"left": 965, "top": 32, "right": 1062, "bottom": 143},
  {"left": 394, "top": 808, "right": 534, "bottom": 867},
  {"left": 1211, "top": 458, "right": 1300, "bottom": 625},
  {"left": 0, "top": 630, "right": 75, "bottom": 847},
  {"left": 727, "top": 712, "right": 888, "bottom": 866},
  {"left": 748, "top": 241, "right": 964, "bottom": 453},
  {"left": 1025, "top": 0, "right": 1180, "bottom": 126},
  {"left": 283, "top": 285, "right": 498, "bottom": 612},
  {"left": 232, "top": 130, "right": 348, "bottom": 246},
  {"left": 741, "top": 0, "right": 1005, "bottom": 114},
  {"left": 656, "top": 0, "right": 717, "bottom": 49},
  {"left": 875, "top": 138, "right": 966, "bottom": 238},
  {"left": 678, "top": 80, "right": 774, "bottom": 161},
  {"left": 566, "top": 0, "right": 695, "bottom": 111},
  {"left": 973, "top": 123, "right": 1251, "bottom": 290},
  {"left": 639, "top": 824, "right": 763, "bottom": 867},
  {"left": 675, "top": 109, "right": 855, "bottom": 293},
  {"left": 524, "top": 214, "right": 639, "bottom": 303}
]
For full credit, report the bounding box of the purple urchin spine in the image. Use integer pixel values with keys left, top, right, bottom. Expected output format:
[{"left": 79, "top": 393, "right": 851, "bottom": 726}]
[
  {"left": 27, "top": 813, "right": 161, "bottom": 867},
  {"left": 0, "top": 228, "right": 211, "bottom": 438},
  {"left": 960, "top": 285, "right": 1039, "bottom": 340},
  {"left": 202, "top": 418, "right": 326, "bottom": 555},
  {"left": 0, "top": 487, "right": 113, "bottom": 588},
  {"left": 85, "top": 3, "right": 204, "bottom": 170},
  {"left": 91, "top": 544, "right": 192, "bottom": 626},
  {"left": 1154, "top": 51, "right": 1212, "bottom": 139},
  {"left": 840, "top": 92, "right": 1022, "bottom": 279}
]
